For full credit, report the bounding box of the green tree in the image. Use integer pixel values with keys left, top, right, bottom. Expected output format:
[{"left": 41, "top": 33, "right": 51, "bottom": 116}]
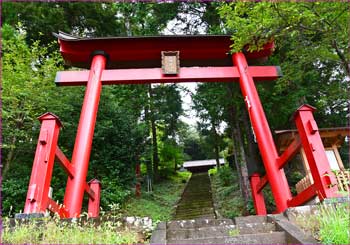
[
  {"left": 219, "top": 2, "right": 349, "bottom": 128},
  {"left": 2, "top": 2, "right": 180, "bottom": 46},
  {"left": 192, "top": 83, "right": 226, "bottom": 168},
  {"left": 1, "top": 24, "right": 84, "bottom": 213},
  {"left": 148, "top": 84, "right": 183, "bottom": 180}
]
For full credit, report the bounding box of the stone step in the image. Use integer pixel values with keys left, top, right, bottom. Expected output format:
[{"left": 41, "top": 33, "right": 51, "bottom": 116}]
[
  {"left": 173, "top": 172, "right": 214, "bottom": 220},
  {"left": 167, "top": 218, "right": 234, "bottom": 229},
  {"left": 175, "top": 204, "right": 213, "bottom": 210},
  {"left": 178, "top": 195, "right": 212, "bottom": 200},
  {"left": 174, "top": 212, "right": 215, "bottom": 218},
  {"left": 238, "top": 222, "right": 276, "bottom": 234},
  {"left": 175, "top": 207, "right": 214, "bottom": 213},
  {"left": 167, "top": 222, "right": 276, "bottom": 240},
  {"left": 174, "top": 212, "right": 215, "bottom": 219},
  {"left": 167, "top": 231, "right": 287, "bottom": 244},
  {"left": 173, "top": 214, "right": 216, "bottom": 221},
  {"left": 235, "top": 215, "right": 267, "bottom": 225},
  {"left": 167, "top": 224, "right": 236, "bottom": 240},
  {"left": 176, "top": 200, "right": 212, "bottom": 205}
]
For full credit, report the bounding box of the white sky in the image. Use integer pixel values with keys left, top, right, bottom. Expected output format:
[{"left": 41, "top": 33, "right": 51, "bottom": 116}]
[{"left": 179, "top": 82, "right": 198, "bottom": 126}]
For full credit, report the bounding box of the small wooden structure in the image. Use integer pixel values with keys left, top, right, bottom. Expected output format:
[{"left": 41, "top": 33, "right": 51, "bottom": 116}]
[
  {"left": 275, "top": 127, "right": 350, "bottom": 194},
  {"left": 183, "top": 159, "right": 225, "bottom": 173}
]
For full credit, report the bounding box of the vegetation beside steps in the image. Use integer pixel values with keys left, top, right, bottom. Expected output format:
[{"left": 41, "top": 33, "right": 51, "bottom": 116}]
[
  {"left": 209, "top": 166, "right": 253, "bottom": 218},
  {"left": 2, "top": 217, "right": 139, "bottom": 244},
  {"left": 2, "top": 171, "right": 191, "bottom": 244},
  {"left": 292, "top": 202, "right": 350, "bottom": 244},
  {"left": 123, "top": 171, "right": 191, "bottom": 221},
  {"left": 209, "top": 165, "right": 350, "bottom": 244}
]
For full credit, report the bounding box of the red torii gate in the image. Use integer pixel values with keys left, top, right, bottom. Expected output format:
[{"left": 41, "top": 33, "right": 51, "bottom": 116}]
[{"left": 19, "top": 32, "right": 339, "bottom": 219}]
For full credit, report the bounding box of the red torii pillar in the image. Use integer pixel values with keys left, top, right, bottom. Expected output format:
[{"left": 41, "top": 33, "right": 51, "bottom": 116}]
[
  {"left": 63, "top": 54, "right": 107, "bottom": 218},
  {"left": 233, "top": 53, "right": 292, "bottom": 213}
]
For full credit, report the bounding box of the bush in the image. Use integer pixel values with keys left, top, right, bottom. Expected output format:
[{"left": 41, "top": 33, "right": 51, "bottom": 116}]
[{"left": 217, "top": 165, "right": 236, "bottom": 186}]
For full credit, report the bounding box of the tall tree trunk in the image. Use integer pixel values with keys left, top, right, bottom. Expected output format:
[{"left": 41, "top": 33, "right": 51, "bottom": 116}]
[
  {"left": 143, "top": 99, "right": 153, "bottom": 183},
  {"left": 235, "top": 120, "right": 251, "bottom": 206},
  {"left": 211, "top": 122, "right": 220, "bottom": 169},
  {"left": 174, "top": 158, "right": 177, "bottom": 173},
  {"left": 3, "top": 135, "right": 17, "bottom": 178},
  {"left": 242, "top": 109, "right": 261, "bottom": 176},
  {"left": 226, "top": 84, "right": 250, "bottom": 212},
  {"left": 148, "top": 84, "right": 159, "bottom": 180},
  {"left": 3, "top": 112, "right": 25, "bottom": 179}
]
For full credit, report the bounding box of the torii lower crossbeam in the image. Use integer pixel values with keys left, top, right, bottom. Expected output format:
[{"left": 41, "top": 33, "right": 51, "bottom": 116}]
[{"left": 55, "top": 66, "right": 282, "bottom": 86}]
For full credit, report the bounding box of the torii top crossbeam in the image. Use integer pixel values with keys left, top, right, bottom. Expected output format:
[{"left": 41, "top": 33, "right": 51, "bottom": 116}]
[
  {"left": 54, "top": 32, "right": 281, "bottom": 86},
  {"left": 54, "top": 31, "right": 274, "bottom": 69}
]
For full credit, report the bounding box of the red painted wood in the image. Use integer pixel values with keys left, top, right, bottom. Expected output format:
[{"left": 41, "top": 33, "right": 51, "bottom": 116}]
[
  {"left": 55, "top": 33, "right": 274, "bottom": 69},
  {"left": 47, "top": 198, "right": 69, "bottom": 218},
  {"left": 63, "top": 55, "right": 106, "bottom": 218},
  {"left": 55, "top": 66, "right": 282, "bottom": 86},
  {"left": 250, "top": 174, "right": 267, "bottom": 215},
  {"left": 88, "top": 179, "right": 101, "bottom": 218},
  {"left": 257, "top": 175, "right": 269, "bottom": 193},
  {"left": 55, "top": 147, "right": 74, "bottom": 178},
  {"left": 23, "top": 113, "right": 62, "bottom": 215},
  {"left": 294, "top": 105, "right": 339, "bottom": 201},
  {"left": 277, "top": 137, "right": 302, "bottom": 169},
  {"left": 233, "top": 52, "right": 292, "bottom": 213},
  {"left": 287, "top": 184, "right": 316, "bottom": 207}
]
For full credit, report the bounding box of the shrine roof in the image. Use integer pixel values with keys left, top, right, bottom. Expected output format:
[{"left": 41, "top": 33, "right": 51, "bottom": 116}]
[
  {"left": 275, "top": 127, "right": 350, "bottom": 151},
  {"left": 54, "top": 31, "right": 274, "bottom": 69}
]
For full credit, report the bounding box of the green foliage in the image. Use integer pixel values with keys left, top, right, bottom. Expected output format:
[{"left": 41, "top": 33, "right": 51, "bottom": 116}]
[
  {"left": 216, "top": 165, "right": 236, "bottom": 187},
  {"left": 2, "top": 218, "right": 138, "bottom": 244},
  {"left": 317, "top": 203, "right": 350, "bottom": 244},
  {"left": 159, "top": 138, "right": 184, "bottom": 174},
  {"left": 1, "top": 24, "right": 81, "bottom": 215},
  {"left": 100, "top": 179, "right": 132, "bottom": 208},
  {"left": 192, "top": 83, "right": 227, "bottom": 161},
  {"left": 123, "top": 171, "right": 191, "bottom": 222},
  {"left": 210, "top": 166, "right": 247, "bottom": 218},
  {"left": 219, "top": 2, "right": 349, "bottom": 128},
  {"left": 2, "top": 2, "right": 180, "bottom": 46},
  {"left": 2, "top": 177, "right": 29, "bottom": 216},
  {"left": 262, "top": 185, "right": 277, "bottom": 214},
  {"left": 295, "top": 203, "right": 350, "bottom": 244},
  {"left": 180, "top": 125, "right": 208, "bottom": 160}
]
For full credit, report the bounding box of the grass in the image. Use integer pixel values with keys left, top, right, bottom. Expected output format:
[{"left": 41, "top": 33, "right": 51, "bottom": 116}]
[
  {"left": 2, "top": 217, "right": 139, "bottom": 244},
  {"left": 122, "top": 171, "right": 191, "bottom": 222},
  {"left": 295, "top": 202, "right": 350, "bottom": 244},
  {"left": 209, "top": 166, "right": 247, "bottom": 218}
]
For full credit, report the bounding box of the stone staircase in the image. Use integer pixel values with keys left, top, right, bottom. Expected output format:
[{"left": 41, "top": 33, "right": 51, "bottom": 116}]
[
  {"left": 151, "top": 171, "right": 317, "bottom": 244},
  {"left": 173, "top": 172, "right": 215, "bottom": 220},
  {"left": 151, "top": 214, "right": 317, "bottom": 244}
]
